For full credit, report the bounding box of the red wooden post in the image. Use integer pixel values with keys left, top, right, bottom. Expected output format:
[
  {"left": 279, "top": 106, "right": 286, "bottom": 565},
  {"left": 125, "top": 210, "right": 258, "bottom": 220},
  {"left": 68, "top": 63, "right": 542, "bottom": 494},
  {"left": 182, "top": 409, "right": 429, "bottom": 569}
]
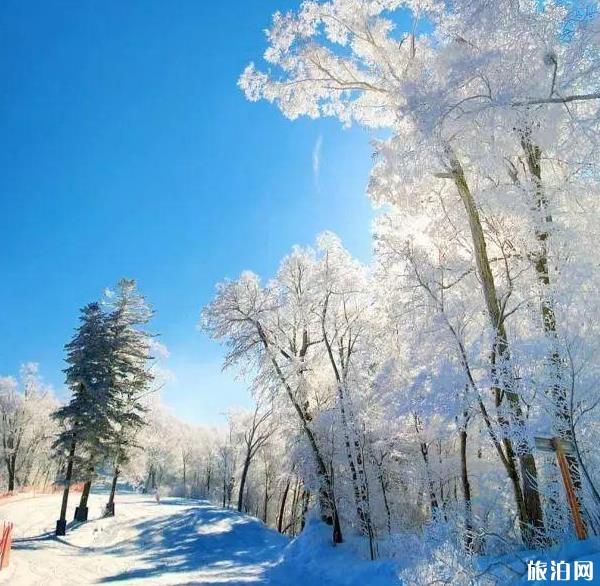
[
  {"left": 0, "top": 522, "right": 14, "bottom": 570},
  {"left": 552, "top": 439, "right": 587, "bottom": 540},
  {"left": 535, "top": 436, "right": 587, "bottom": 541},
  {"left": 0, "top": 524, "right": 6, "bottom": 566}
]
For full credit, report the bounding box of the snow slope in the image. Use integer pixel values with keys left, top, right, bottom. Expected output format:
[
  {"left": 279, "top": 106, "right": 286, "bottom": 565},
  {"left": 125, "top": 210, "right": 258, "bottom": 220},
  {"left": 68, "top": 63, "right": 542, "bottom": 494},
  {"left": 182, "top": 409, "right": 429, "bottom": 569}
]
[
  {"left": 268, "top": 518, "right": 401, "bottom": 586},
  {"left": 0, "top": 492, "right": 402, "bottom": 585},
  {"left": 4, "top": 491, "right": 598, "bottom": 585},
  {"left": 1, "top": 492, "right": 287, "bottom": 585}
]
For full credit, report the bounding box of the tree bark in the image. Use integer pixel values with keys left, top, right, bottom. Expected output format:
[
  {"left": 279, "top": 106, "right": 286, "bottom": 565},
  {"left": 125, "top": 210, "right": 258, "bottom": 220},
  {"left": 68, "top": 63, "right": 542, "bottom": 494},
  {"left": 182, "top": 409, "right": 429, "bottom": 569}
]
[
  {"left": 75, "top": 479, "right": 92, "bottom": 522},
  {"left": 78, "top": 480, "right": 92, "bottom": 508},
  {"left": 300, "top": 489, "right": 310, "bottom": 531},
  {"left": 3, "top": 430, "right": 19, "bottom": 493},
  {"left": 262, "top": 478, "right": 269, "bottom": 523},
  {"left": 237, "top": 451, "right": 251, "bottom": 512},
  {"left": 420, "top": 441, "right": 440, "bottom": 514},
  {"left": 289, "top": 479, "right": 301, "bottom": 535},
  {"left": 277, "top": 477, "right": 291, "bottom": 533},
  {"left": 56, "top": 438, "right": 76, "bottom": 536},
  {"left": 449, "top": 154, "right": 545, "bottom": 546},
  {"left": 377, "top": 467, "right": 392, "bottom": 535},
  {"left": 7, "top": 460, "right": 15, "bottom": 493},
  {"left": 205, "top": 465, "right": 211, "bottom": 496},
  {"left": 459, "top": 423, "right": 474, "bottom": 552},
  {"left": 105, "top": 465, "right": 119, "bottom": 517}
]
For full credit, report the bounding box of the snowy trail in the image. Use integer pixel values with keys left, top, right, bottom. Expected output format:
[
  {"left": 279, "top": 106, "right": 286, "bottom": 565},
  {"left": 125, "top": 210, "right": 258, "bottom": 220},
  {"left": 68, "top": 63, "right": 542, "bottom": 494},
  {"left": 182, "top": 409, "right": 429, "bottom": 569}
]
[{"left": 0, "top": 492, "right": 289, "bottom": 585}]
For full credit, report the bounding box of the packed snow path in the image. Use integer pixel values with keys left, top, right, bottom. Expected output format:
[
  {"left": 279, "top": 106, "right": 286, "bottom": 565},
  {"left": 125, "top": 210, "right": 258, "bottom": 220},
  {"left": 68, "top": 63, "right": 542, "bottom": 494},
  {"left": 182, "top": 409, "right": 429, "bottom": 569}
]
[{"left": 0, "top": 492, "right": 290, "bottom": 585}]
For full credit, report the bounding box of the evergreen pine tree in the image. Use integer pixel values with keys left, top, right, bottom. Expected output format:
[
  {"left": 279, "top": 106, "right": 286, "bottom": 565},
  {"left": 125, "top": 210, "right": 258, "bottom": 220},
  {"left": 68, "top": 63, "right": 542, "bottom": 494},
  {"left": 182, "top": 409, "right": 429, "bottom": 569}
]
[
  {"left": 53, "top": 302, "right": 115, "bottom": 534},
  {"left": 103, "top": 279, "right": 154, "bottom": 516}
]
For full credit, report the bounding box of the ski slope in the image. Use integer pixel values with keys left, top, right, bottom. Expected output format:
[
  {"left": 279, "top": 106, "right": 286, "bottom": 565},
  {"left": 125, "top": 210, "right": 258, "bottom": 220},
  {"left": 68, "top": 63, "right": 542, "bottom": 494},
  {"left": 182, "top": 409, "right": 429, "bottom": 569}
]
[
  {"left": 5, "top": 490, "right": 597, "bottom": 585},
  {"left": 0, "top": 491, "right": 401, "bottom": 586},
  {"left": 0, "top": 492, "right": 290, "bottom": 585}
]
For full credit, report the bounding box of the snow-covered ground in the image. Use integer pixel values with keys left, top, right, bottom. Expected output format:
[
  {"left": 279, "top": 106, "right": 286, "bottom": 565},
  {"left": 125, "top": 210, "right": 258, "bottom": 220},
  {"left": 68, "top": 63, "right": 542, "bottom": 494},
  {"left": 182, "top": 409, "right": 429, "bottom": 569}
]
[
  {"left": 0, "top": 492, "right": 288, "bottom": 585},
  {"left": 0, "top": 491, "right": 401, "bottom": 585},
  {"left": 8, "top": 490, "right": 598, "bottom": 585}
]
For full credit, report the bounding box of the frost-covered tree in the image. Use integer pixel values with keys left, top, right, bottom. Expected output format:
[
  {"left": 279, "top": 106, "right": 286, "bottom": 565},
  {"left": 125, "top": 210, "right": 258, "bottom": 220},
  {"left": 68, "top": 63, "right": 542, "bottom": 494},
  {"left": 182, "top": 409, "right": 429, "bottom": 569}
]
[
  {"left": 240, "top": 0, "right": 600, "bottom": 549},
  {"left": 0, "top": 364, "right": 58, "bottom": 492},
  {"left": 102, "top": 278, "right": 154, "bottom": 516},
  {"left": 202, "top": 265, "right": 344, "bottom": 543},
  {"left": 230, "top": 402, "right": 274, "bottom": 512}
]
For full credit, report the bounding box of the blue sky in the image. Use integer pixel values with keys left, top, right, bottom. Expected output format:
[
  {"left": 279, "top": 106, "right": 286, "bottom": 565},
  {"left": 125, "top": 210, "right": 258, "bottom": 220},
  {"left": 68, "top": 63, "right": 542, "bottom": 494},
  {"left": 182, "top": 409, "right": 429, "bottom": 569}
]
[{"left": 0, "top": 0, "right": 376, "bottom": 425}]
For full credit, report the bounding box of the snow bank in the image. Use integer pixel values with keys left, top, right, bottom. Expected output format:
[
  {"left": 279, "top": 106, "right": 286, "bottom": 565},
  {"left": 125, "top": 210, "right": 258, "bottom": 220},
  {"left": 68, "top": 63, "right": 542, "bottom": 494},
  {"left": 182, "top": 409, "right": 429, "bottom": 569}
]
[
  {"left": 271, "top": 519, "right": 600, "bottom": 586},
  {"left": 268, "top": 519, "right": 402, "bottom": 586}
]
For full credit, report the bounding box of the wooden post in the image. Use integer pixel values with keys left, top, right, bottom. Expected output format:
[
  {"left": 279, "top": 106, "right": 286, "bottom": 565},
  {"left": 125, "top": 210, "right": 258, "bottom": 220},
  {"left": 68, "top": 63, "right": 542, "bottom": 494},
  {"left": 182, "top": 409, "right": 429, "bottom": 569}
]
[
  {"left": 535, "top": 436, "right": 587, "bottom": 540},
  {"left": 0, "top": 522, "right": 14, "bottom": 570},
  {"left": 551, "top": 438, "right": 587, "bottom": 540}
]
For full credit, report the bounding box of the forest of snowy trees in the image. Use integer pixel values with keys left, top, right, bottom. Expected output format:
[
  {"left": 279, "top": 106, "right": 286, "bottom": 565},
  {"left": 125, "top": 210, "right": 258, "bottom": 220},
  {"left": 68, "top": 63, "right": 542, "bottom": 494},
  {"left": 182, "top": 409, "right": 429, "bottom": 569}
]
[
  {"left": 2, "top": 0, "right": 600, "bottom": 583},
  {"left": 215, "top": 0, "right": 600, "bottom": 574}
]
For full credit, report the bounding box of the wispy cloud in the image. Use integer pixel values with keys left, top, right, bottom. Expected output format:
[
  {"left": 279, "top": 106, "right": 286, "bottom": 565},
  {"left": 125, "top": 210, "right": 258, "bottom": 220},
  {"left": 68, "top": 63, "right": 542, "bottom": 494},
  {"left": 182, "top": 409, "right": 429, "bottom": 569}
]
[{"left": 312, "top": 134, "right": 323, "bottom": 192}]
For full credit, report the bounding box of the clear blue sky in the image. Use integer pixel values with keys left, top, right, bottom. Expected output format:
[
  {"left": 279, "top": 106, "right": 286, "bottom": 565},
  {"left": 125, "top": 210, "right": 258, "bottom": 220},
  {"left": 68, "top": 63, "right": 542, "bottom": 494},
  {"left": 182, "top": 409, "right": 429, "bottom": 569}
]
[{"left": 0, "top": 0, "right": 375, "bottom": 425}]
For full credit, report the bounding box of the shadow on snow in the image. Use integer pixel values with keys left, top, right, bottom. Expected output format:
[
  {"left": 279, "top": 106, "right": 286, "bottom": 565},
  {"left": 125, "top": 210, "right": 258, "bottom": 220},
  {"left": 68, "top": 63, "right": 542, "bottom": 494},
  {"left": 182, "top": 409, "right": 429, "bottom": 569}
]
[
  {"left": 13, "top": 520, "right": 89, "bottom": 550},
  {"left": 97, "top": 500, "right": 288, "bottom": 585}
]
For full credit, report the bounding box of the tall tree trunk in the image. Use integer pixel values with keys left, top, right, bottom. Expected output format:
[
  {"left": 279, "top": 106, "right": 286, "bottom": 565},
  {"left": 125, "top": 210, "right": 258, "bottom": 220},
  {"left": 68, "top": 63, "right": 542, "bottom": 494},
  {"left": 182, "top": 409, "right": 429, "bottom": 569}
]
[
  {"left": 520, "top": 138, "right": 570, "bottom": 428},
  {"left": 262, "top": 479, "right": 269, "bottom": 523},
  {"left": 227, "top": 476, "right": 234, "bottom": 508},
  {"left": 449, "top": 154, "right": 545, "bottom": 545},
  {"left": 79, "top": 480, "right": 92, "bottom": 508},
  {"left": 105, "top": 465, "right": 119, "bottom": 517},
  {"left": 56, "top": 439, "right": 76, "bottom": 536},
  {"left": 260, "top": 324, "right": 344, "bottom": 541},
  {"left": 459, "top": 421, "right": 474, "bottom": 552},
  {"left": 75, "top": 479, "right": 92, "bottom": 522},
  {"left": 419, "top": 440, "right": 440, "bottom": 515},
  {"left": 378, "top": 467, "right": 392, "bottom": 535},
  {"left": 415, "top": 415, "right": 440, "bottom": 517},
  {"left": 436, "top": 440, "right": 448, "bottom": 521},
  {"left": 289, "top": 479, "right": 301, "bottom": 535},
  {"left": 237, "top": 452, "right": 251, "bottom": 512},
  {"left": 337, "top": 383, "right": 371, "bottom": 535},
  {"left": 300, "top": 489, "right": 310, "bottom": 532},
  {"left": 261, "top": 338, "right": 343, "bottom": 543},
  {"left": 7, "top": 459, "right": 15, "bottom": 493},
  {"left": 520, "top": 136, "right": 584, "bottom": 504},
  {"left": 321, "top": 303, "right": 372, "bottom": 547},
  {"left": 417, "top": 270, "right": 544, "bottom": 546},
  {"left": 4, "top": 433, "right": 17, "bottom": 493},
  {"left": 277, "top": 477, "right": 291, "bottom": 533}
]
